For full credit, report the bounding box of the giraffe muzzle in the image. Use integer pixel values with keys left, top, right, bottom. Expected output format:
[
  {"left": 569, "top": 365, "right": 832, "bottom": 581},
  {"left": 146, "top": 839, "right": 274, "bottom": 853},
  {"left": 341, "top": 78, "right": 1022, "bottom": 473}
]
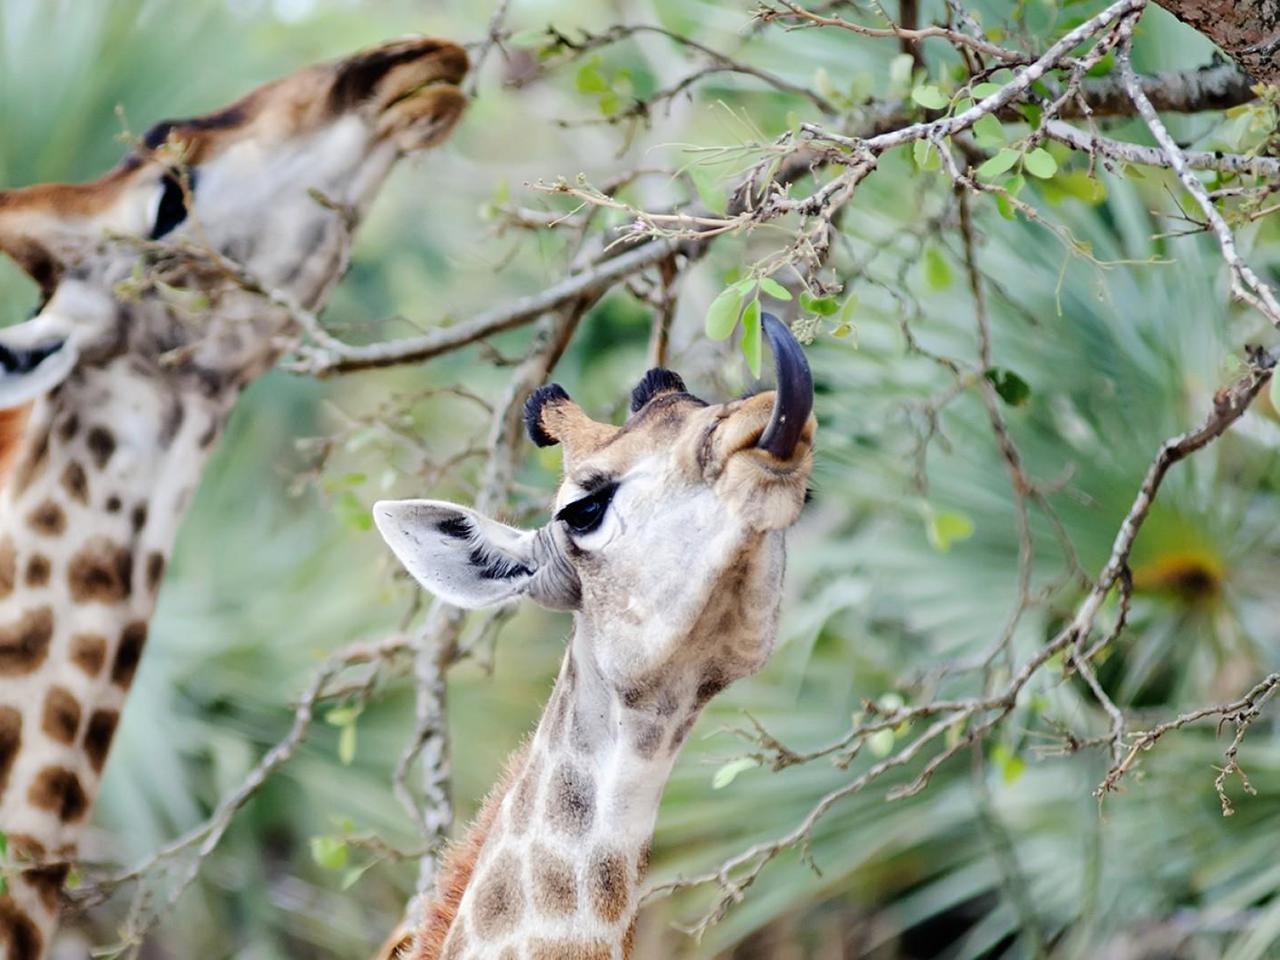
[
  {"left": 756, "top": 312, "right": 814, "bottom": 461},
  {"left": 0, "top": 315, "right": 79, "bottom": 409}
]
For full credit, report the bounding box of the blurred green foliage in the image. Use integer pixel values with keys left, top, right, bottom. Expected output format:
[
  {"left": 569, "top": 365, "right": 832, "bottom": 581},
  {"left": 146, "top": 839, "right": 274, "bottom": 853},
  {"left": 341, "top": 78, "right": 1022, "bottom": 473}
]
[{"left": 3, "top": 1, "right": 1280, "bottom": 958}]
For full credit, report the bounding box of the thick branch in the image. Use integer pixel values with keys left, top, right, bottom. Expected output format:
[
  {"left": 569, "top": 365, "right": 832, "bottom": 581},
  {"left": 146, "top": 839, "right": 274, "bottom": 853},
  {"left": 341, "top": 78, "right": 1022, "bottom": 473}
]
[{"left": 1155, "top": 0, "right": 1280, "bottom": 84}]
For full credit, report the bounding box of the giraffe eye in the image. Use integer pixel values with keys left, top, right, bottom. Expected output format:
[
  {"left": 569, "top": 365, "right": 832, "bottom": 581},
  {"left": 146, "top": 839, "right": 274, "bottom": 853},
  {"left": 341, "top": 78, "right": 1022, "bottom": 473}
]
[
  {"left": 556, "top": 483, "right": 617, "bottom": 536},
  {"left": 150, "top": 169, "right": 197, "bottom": 240}
]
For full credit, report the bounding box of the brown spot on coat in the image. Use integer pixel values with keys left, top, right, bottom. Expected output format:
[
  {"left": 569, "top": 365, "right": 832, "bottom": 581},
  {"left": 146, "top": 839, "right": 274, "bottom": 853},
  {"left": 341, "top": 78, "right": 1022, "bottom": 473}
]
[
  {"left": 0, "top": 537, "right": 15, "bottom": 598},
  {"left": 83, "top": 709, "right": 119, "bottom": 773},
  {"left": 631, "top": 720, "right": 663, "bottom": 759},
  {"left": 68, "top": 537, "right": 132, "bottom": 603},
  {"left": 28, "top": 767, "right": 89, "bottom": 822},
  {"left": 588, "top": 846, "right": 630, "bottom": 924},
  {"left": 57, "top": 413, "right": 79, "bottom": 443},
  {"left": 0, "top": 707, "right": 21, "bottom": 801},
  {"left": 40, "top": 687, "right": 80, "bottom": 744},
  {"left": 131, "top": 503, "right": 147, "bottom": 534},
  {"left": 25, "top": 501, "right": 65, "bottom": 536},
  {"left": 22, "top": 860, "right": 69, "bottom": 913},
  {"left": 146, "top": 552, "right": 166, "bottom": 593},
  {"left": 531, "top": 842, "right": 577, "bottom": 916},
  {"left": 508, "top": 754, "right": 542, "bottom": 836},
  {"left": 111, "top": 622, "right": 147, "bottom": 687},
  {"left": 70, "top": 634, "right": 107, "bottom": 676},
  {"left": 61, "top": 461, "right": 89, "bottom": 504},
  {"left": 695, "top": 666, "right": 728, "bottom": 705},
  {"left": 470, "top": 850, "right": 524, "bottom": 940},
  {"left": 86, "top": 425, "right": 116, "bottom": 469},
  {"left": 105, "top": 495, "right": 121, "bottom": 513},
  {"left": 529, "top": 939, "right": 611, "bottom": 960},
  {"left": 0, "top": 405, "right": 32, "bottom": 486},
  {"left": 24, "top": 555, "right": 50, "bottom": 588},
  {"left": 0, "top": 896, "right": 44, "bottom": 960},
  {"left": 0, "top": 607, "right": 53, "bottom": 675},
  {"left": 546, "top": 760, "right": 595, "bottom": 836}
]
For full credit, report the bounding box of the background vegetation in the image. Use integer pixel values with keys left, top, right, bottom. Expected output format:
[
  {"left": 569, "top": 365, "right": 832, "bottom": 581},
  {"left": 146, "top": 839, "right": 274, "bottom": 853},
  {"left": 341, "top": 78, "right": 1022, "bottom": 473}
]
[{"left": 3, "top": 0, "right": 1279, "bottom": 957}]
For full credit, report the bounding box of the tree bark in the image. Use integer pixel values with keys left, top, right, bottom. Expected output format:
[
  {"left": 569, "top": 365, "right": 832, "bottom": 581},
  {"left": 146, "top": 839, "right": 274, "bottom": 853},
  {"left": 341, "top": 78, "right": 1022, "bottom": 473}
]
[{"left": 1156, "top": 0, "right": 1280, "bottom": 84}]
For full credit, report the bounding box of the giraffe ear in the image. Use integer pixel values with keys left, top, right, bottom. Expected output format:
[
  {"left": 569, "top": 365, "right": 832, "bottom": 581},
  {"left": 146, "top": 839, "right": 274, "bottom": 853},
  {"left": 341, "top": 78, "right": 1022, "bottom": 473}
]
[{"left": 372, "top": 499, "right": 540, "bottom": 609}]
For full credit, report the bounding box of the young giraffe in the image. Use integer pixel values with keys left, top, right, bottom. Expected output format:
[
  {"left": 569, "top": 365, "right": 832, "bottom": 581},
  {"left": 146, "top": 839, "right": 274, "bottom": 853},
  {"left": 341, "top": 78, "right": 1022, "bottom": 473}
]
[
  {"left": 374, "top": 315, "right": 816, "bottom": 960},
  {"left": 0, "top": 37, "right": 468, "bottom": 960}
]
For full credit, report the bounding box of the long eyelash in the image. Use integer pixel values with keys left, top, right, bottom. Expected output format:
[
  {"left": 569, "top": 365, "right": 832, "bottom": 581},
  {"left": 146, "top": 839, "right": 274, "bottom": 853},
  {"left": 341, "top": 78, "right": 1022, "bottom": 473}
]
[{"left": 555, "top": 483, "right": 616, "bottom": 524}]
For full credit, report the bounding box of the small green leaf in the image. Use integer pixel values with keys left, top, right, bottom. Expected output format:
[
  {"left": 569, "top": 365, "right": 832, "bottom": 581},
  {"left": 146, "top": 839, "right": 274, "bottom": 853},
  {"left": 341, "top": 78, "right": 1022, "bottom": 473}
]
[
  {"left": 831, "top": 322, "right": 856, "bottom": 341},
  {"left": 995, "top": 192, "right": 1016, "bottom": 220},
  {"left": 1087, "top": 52, "right": 1115, "bottom": 77},
  {"left": 1024, "top": 147, "right": 1058, "bottom": 179},
  {"left": 985, "top": 368, "right": 1032, "bottom": 406},
  {"left": 925, "top": 508, "right": 975, "bottom": 552},
  {"left": 868, "top": 728, "right": 896, "bottom": 758},
  {"left": 799, "top": 292, "right": 839, "bottom": 316},
  {"left": 971, "top": 81, "right": 1002, "bottom": 98},
  {"left": 597, "top": 91, "right": 621, "bottom": 116},
  {"left": 310, "top": 836, "right": 349, "bottom": 871},
  {"left": 888, "top": 53, "right": 915, "bottom": 91},
  {"left": 325, "top": 706, "right": 360, "bottom": 727},
  {"left": 911, "top": 84, "right": 948, "bottom": 110},
  {"left": 991, "top": 743, "right": 1027, "bottom": 785},
  {"left": 704, "top": 287, "right": 744, "bottom": 341},
  {"left": 973, "top": 113, "right": 1006, "bottom": 149},
  {"left": 977, "top": 148, "right": 1020, "bottom": 178},
  {"left": 338, "top": 724, "right": 357, "bottom": 766},
  {"left": 712, "top": 757, "right": 758, "bottom": 789},
  {"left": 341, "top": 863, "right": 375, "bottom": 891},
  {"left": 837, "top": 293, "right": 859, "bottom": 323},
  {"left": 689, "top": 167, "right": 728, "bottom": 215},
  {"left": 741, "top": 299, "right": 763, "bottom": 378},
  {"left": 575, "top": 60, "right": 609, "bottom": 94},
  {"left": 757, "top": 277, "right": 793, "bottom": 301},
  {"left": 913, "top": 138, "right": 940, "bottom": 171},
  {"left": 923, "top": 243, "right": 952, "bottom": 290}
]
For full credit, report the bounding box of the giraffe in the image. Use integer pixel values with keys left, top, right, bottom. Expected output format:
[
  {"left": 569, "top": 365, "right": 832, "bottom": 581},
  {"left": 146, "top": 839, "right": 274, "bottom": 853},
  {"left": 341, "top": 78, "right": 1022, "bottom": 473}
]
[
  {"left": 373, "top": 314, "right": 817, "bottom": 960},
  {"left": 0, "top": 37, "right": 468, "bottom": 960}
]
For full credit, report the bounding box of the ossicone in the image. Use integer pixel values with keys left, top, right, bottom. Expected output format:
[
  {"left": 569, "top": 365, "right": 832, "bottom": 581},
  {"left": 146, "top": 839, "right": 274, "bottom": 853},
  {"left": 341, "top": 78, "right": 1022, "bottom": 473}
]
[{"left": 524, "top": 383, "right": 571, "bottom": 448}]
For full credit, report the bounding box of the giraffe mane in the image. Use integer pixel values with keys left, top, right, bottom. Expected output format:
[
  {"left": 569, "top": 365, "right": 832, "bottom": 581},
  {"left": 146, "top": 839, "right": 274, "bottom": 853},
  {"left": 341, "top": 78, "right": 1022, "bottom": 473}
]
[{"left": 401, "top": 740, "right": 531, "bottom": 960}]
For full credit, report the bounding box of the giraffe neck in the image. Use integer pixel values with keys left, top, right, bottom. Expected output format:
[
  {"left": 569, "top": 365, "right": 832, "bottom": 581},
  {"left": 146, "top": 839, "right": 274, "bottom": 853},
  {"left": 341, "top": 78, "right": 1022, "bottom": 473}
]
[
  {"left": 0, "top": 358, "right": 229, "bottom": 959},
  {"left": 423, "top": 625, "right": 712, "bottom": 960}
]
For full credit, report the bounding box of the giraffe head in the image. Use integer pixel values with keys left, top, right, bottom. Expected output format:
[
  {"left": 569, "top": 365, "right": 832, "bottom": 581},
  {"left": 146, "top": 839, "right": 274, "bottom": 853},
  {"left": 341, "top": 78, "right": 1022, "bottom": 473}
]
[
  {"left": 0, "top": 37, "right": 467, "bottom": 407},
  {"left": 376, "top": 314, "right": 815, "bottom": 698}
]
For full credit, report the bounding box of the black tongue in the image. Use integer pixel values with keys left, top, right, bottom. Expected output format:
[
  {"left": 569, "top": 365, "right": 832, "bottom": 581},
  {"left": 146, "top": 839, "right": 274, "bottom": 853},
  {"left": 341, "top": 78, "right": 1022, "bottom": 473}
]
[
  {"left": 756, "top": 313, "right": 813, "bottom": 459},
  {"left": 0, "top": 340, "right": 63, "bottom": 375}
]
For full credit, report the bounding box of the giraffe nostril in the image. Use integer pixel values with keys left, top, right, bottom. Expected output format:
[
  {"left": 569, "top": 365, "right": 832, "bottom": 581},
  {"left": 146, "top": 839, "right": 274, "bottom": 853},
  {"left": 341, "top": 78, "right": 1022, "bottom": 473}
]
[{"left": 0, "top": 340, "right": 64, "bottom": 375}]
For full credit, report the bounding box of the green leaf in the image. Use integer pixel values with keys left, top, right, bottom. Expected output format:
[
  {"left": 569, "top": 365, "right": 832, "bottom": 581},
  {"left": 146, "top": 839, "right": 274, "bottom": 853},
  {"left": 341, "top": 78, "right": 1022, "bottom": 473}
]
[
  {"left": 913, "top": 138, "right": 940, "bottom": 171},
  {"left": 995, "top": 191, "right": 1016, "bottom": 221},
  {"left": 757, "top": 277, "right": 793, "bottom": 301},
  {"left": 341, "top": 863, "right": 375, "bottom": 891},
  {"left": 575, "top": 60, "right": 609, "bottom": 94},
  {"left": 704, "top": 287, "right": 744, "bottom": 341},
  {"left": 911, "top": 84, "right": 948, "bottom": 110},
  {"left": 325, "top": 705, "right": 360, "bottom": 727},
  {"left": 338, "top": 724, "right": 357, "bottom": 766},
  {"left": 712, "top": 757, "right": 758, "bottom": 789},
  {"left": 868, "top": 728, "right": 896, "bottom": 758},
  {"left": 597, "top": 90, "right": 621, "bottom": 117},
  {"left": 689, "top": 167, "right": 728, "bottom": 215},
  {"left": 977, "top": 148, "right": 1020, "bottom": 178},
  {"left": 741, "top": 299, "right": 763, "bottom": 378},
  {"left": 888, "top": 53, "right": 915, "bottom": 91},
  {"left": 837, "top": 293, "right": 859, "bottom": 323},
  {"left": 831, "top": 322, "right": 856, "bottom": 342},
  {"left": 1087, "top": 52, "right": 1115, "bottom": 77},
  {"left": 1024, "top": 147, "right": 1058, "bottom": 179},
  {"left": 991, "top": 743, "right": 1027, "bottom": 785},
  {"left": 973, "top": 113, "right": 1005, "bottom": 149},
  {"left": 923, "top": 244, "right": 952, "bottom": 290},
  {"left": 310, "top": 836, "right": 349, "bottom": 871},
  {"left": 986, "top": 368, "right": 1032, "bottom": 406},
  {"left": 508, "top": 29, "right": 549, "bottom": 50},
  {"left": 799, "top": 292, "right": 839, "bottom": 316},
  {"left": 925, "top": 508, "right": 975, "bottom": 552},
  {"left": 335, "top": 491, "right": 372, "bottom": 532},
  {"left": 971, "top": 81, "right": 1002, "bottom": 98}
]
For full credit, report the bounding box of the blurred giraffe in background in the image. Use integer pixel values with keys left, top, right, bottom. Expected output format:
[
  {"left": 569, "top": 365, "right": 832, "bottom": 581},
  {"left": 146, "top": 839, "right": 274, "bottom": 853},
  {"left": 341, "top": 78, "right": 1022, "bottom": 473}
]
[
  {"left": 0, "top": 36, "right": 468, "bottom": 960},
  {"left": 373, "top": 314, "right": 816, "bottom": 960}
]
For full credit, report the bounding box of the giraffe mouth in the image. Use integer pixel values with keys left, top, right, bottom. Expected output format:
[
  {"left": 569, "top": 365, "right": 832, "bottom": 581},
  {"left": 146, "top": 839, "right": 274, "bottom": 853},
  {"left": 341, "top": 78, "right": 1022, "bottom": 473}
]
[{"left": 0, "top": 317, "right": 79, "bottom": 409}]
